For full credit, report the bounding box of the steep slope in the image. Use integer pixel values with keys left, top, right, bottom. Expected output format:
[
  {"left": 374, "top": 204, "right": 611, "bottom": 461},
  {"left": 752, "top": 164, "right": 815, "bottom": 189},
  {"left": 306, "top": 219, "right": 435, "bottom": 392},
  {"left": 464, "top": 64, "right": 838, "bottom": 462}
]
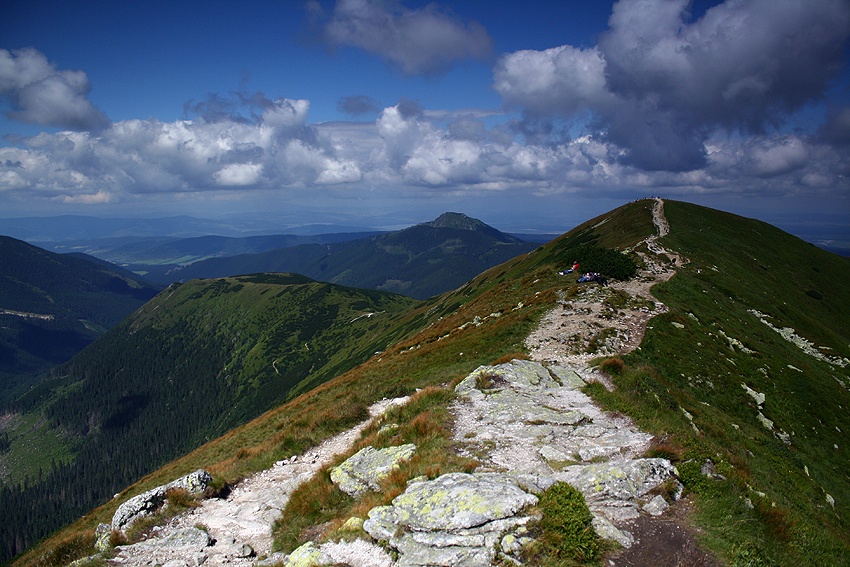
[
  {"left": 0, "top": 274, "right": 420, "bottom": 561},
  {"left": 12, "top": 200, "right": 850, "bottom": 567},
  {"left": 160, "top": 213, "right": 538, "bottom": 298},
  {"left": 0, "top": 236, "right": 161, "bottom": 403}
]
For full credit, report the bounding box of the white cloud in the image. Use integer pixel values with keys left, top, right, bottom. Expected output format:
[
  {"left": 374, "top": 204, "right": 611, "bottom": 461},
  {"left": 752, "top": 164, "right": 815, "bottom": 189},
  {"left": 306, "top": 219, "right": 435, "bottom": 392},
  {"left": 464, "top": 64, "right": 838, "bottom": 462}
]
[
  {"left": 1, "top": 93, "right": 847, "bottom": 213},
  {"left": 745, "top": 136, "right": 809, "bottom": 178},
  {"left": 315, "top": 0, "right": 492, "bottom": 75},
  {"left": 214, "top": 163, "right": 264, "bottom": 186},
  {"left": 494, "top": 45, "right": 611, "bottom": 116},
  {"left": 0, "top": 48, "right": 109, "bottom": 131}
]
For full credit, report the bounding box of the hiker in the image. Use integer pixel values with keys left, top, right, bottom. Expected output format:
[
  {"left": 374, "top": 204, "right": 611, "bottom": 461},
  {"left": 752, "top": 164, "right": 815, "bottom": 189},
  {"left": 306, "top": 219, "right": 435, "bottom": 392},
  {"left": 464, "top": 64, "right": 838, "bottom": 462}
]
[{"left": 558, "top": 260, "right": 580, "bottom": 276}]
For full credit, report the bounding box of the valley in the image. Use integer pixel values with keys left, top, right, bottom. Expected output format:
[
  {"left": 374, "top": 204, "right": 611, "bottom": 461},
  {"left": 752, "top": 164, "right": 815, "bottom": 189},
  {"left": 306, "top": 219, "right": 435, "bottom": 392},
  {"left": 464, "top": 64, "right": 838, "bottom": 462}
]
[{"left": 4, "top": 199, "right": 849, "bottom": 566}]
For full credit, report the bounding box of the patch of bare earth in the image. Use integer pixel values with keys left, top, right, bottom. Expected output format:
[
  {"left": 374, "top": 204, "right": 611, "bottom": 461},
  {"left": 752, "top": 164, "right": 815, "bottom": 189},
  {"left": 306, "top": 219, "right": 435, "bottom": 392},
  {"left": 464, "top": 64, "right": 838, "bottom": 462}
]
[{"left": 609, "top": 498, "right": 721, "bottom": 567}]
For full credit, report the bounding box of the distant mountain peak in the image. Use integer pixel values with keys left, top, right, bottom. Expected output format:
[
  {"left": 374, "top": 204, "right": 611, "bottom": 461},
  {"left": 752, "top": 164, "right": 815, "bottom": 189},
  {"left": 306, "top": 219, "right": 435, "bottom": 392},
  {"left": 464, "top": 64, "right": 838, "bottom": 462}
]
[
  {"left": 425, "top": 212, "right": 485, "bottom": 230},
  {"left": 422, "top": 212, "right": 523, "bottom": 243}
]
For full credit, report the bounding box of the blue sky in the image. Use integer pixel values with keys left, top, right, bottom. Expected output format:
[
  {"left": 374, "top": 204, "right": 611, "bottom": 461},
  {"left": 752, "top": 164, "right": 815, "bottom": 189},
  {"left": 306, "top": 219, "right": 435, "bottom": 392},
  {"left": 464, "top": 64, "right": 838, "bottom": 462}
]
[{"left": 1, "top": 0, "right": 849, "bottom": 242}]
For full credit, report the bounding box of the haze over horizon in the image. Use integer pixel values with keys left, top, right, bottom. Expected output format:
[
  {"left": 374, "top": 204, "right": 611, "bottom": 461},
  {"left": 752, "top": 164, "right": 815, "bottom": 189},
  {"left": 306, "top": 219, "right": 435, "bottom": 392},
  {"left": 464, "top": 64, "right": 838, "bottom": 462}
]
[{"left": 2, "top": 1, "right": 849, "bottom": 245}]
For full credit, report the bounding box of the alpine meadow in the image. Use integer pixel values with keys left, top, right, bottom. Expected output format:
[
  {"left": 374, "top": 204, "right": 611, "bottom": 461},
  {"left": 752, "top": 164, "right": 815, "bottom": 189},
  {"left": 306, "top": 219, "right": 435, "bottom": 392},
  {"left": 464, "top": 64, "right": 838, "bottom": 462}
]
[{"left": 2, "top": 199, "right": 848, "bottom": 567}]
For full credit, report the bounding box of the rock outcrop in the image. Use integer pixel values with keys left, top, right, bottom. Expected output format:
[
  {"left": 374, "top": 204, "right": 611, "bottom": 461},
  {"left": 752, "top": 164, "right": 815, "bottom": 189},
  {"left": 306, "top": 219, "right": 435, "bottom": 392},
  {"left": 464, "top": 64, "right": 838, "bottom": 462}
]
[
  {"left": 364, "top": 472, "right": 538, "bottom": 566},
  {"left": 111, "top": 469, "right": 213, "bottom": 533},
  {"left": 330, "top": 443, "right": 416, "bottom": 498},
  {"left": 452, "top": 360, "right": 678, "bottom": 548}
]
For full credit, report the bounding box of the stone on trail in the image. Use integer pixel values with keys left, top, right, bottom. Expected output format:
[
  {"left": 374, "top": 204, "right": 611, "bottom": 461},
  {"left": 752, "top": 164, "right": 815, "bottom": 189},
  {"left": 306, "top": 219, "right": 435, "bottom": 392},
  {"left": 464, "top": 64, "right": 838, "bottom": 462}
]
[
  {"left": 111, "top": 469, "right": 213, "bottom": 532},
  {"left": 330, "top": 443, "right": 416, "bottom": 498},
  {"left": 363, "top": 472, "right": 538, "bottom": 566},
  {"left": 556, "top": 458, "right": 677, "bottom": 502}
]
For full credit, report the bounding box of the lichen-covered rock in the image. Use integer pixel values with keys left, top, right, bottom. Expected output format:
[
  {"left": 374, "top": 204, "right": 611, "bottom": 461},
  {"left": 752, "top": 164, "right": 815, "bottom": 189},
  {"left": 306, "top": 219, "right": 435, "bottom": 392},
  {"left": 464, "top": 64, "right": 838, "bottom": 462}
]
[
  {"left": 364, "top": 472, "right": 538, "bottom": 566},
  {"left": 643, "top": 494, "right": 669, "bottom": 516},
  {"left": 283, "top": 541, "right": 332, "bottom": 566},
  {"left": 94, "top": 522, "right": 112, "bottom": 552},
  {"left": 556, "top": 458, "right": 676, "bottom": 502},
  {"left": 452, "top": 360, "right": 677, "bottom": 547},
  {"left": 330, "top": 444, "right": 416, "bottom": 498},
  {"left": 111, "top": 469, "right": 213, "bottom": 532}
]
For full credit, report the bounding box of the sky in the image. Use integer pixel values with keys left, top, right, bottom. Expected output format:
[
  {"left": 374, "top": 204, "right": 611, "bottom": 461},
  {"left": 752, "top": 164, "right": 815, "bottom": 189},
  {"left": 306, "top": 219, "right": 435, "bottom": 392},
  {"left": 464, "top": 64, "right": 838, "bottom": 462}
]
[{"left": 1, "top": 0, "right": 849, "bottom": 242}]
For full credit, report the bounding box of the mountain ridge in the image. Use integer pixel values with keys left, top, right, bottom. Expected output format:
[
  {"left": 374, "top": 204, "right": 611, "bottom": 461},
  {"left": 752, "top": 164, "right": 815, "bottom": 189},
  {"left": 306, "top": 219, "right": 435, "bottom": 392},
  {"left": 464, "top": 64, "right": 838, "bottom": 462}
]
[
  {"left": 0, "top": 236, "right": 161, "bottom": 404},
  {"left": 157, "top": 213, "right": 538, "bottom": 298},
  {"left": 7, "top": 199, "right": 850, "bottom": 566}
]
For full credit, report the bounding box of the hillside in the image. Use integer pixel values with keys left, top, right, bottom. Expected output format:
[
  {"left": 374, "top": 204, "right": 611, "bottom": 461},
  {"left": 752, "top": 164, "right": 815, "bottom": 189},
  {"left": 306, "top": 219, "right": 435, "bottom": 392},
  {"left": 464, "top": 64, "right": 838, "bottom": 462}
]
[
  {"left": 0, "top": 274, "right": 420, "bottom": 560},
  {"left": 10, "top": 200, "right": 850, "bottom": 567},
  {"left": 159, "top": 213, "right": 539, "bottom": 298},
  {"left": 0, "top": 236, "right": 161, "bottom": 404}
]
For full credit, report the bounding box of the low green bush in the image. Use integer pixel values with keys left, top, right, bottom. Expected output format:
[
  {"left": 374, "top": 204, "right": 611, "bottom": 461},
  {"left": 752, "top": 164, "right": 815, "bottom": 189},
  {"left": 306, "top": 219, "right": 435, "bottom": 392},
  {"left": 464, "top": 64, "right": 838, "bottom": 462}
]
[{"left": 526, "top": 481, "right": 600, "bottom": 564}]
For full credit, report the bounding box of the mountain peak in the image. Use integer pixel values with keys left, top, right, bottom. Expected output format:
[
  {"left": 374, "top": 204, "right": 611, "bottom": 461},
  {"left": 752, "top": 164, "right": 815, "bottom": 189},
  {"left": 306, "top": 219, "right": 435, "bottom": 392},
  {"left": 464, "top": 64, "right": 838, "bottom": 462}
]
[
  {"left": 425, "top": 212, "right": 485, "bottom": 230},
  {"left": 422, "top": 212, "right": 523, "bottom": 243}
]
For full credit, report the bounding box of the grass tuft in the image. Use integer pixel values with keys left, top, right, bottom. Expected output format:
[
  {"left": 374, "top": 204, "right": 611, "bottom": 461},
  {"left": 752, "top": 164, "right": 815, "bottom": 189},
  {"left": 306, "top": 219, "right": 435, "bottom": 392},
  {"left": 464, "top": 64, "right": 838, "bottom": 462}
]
[{"left": 523, "top": 481, "right": 600, "bottom": 565}]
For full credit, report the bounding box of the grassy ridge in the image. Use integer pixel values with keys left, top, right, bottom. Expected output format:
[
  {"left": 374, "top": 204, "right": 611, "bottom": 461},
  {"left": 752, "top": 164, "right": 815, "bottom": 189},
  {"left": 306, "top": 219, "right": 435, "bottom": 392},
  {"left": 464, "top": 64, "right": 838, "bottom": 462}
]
[
  {"left": 587, "top": 201, "right": 850, "bottom": 564},
  {"left": 14, "top": 200, "right": 849, "bottom": 566}
]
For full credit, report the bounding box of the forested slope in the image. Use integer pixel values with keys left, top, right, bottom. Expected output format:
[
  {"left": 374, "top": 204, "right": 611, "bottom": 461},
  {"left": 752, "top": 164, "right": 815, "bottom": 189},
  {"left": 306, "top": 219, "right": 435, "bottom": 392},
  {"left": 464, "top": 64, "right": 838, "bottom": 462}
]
[
  {"left": 0, "top": 274, "right": 419, "bottom": 561},
  {"left": 0, "top": 236, "right": 160, "bottom": 404}
]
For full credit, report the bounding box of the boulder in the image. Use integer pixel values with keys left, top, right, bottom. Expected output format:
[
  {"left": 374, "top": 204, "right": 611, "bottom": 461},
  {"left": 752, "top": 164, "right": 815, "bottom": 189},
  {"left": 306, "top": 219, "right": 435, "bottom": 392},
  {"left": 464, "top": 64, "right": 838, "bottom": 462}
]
[
  {"left": 282, "top": 541, "right": 332, "bottom": 566},
  {"left": 111, "top": 469, "right": 212, "bottom": 532},
  {"left": 330, "top": 444, "right": 416, "bottom": 498},
  {"left": 94, "top": 522, "right": 112, "bottom": 552},
  {"left": 363, "top": 472, "right": 538, "bottom": 566},
  {"left": 556, "top": 458, "right": 676, "bottom": 505}
]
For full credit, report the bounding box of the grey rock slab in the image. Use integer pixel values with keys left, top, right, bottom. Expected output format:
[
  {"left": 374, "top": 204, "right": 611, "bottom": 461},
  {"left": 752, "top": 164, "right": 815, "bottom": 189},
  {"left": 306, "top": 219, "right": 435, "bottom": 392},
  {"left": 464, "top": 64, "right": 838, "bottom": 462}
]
[
  {"left": 452, "top": 360, "right": 676, "bottom": 547},
  {"left": 330, "top": 443, "right": 416, "bottom": 498},
  {"left": 556, "top": 458, "right": 676, "bottom": 502},
  {"left": 112, "top": 469, "right": 212, "bottom": 532},
  {"left": 364, "top": 472, "right": 538, "bottom": 565}
]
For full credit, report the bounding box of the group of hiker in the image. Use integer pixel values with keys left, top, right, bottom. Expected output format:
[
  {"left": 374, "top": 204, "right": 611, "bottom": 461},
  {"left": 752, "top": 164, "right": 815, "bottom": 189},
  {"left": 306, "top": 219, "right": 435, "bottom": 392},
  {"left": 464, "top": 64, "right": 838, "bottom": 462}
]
[{"left": 558, "top": 260, "right": 608, "bottom": 286}]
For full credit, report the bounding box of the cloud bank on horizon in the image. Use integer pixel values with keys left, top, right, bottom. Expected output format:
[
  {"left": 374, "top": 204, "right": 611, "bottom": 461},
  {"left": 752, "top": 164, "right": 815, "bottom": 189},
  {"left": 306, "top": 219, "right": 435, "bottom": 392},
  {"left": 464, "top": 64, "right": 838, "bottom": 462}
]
[{"left": 0, "top": 0, "right": 848, "bottom": 229}]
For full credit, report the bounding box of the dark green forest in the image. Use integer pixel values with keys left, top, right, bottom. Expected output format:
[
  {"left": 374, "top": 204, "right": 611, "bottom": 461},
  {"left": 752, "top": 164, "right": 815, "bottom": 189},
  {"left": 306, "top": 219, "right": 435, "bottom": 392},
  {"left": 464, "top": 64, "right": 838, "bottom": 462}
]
[
  {"left": 0, "top": 275, "right": 420, "bottom": 562},
  {"left": 0, "top": 235, "right": 160, "bottom": 404}
]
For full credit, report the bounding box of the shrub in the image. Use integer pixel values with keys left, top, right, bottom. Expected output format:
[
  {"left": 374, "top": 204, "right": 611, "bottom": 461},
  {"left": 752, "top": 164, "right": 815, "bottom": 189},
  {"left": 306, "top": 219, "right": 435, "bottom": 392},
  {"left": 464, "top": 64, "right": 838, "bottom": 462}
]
[
  {"left": 526, "top": 481, "right": 600, "bottom": 563},
  {"left": 555, "top": 244, "right": 638, "bottom": 281},
  {"left": 599, "top": 357, "right": 625, "bottom": 376}
]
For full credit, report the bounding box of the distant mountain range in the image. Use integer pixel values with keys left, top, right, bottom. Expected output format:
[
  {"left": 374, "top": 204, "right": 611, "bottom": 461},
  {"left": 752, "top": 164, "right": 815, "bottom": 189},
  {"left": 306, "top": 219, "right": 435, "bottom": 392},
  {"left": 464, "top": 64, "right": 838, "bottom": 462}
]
[
  {"left": 0, "top": 236, "right": 161, "bottom": 404},
  {"left": 156, "top": 213, "right": 540, "bottom": 298}
]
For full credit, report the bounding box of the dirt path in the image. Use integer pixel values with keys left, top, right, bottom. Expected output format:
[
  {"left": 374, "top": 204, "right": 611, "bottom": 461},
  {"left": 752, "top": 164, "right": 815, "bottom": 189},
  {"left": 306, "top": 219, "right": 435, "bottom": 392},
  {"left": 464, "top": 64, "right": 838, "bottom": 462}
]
[{"left": 525, "top": 198, "right": 682, "bottom": 386}]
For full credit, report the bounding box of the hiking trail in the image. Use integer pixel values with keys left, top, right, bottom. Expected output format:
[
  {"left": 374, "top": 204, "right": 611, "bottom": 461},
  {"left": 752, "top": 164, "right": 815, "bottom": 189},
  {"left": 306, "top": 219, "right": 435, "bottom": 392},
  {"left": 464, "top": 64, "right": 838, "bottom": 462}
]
[{"left": 104, "top": 198, "right": 714, "bottom": 567}]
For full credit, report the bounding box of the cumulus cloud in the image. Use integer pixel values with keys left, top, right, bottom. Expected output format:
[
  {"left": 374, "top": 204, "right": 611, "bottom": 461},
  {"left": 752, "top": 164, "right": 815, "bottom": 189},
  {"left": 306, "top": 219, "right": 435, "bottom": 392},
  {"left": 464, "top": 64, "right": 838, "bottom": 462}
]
[
  {"left": 495, "top": 0, "right": 850, "bottom": 171},
  {"left": 1, "top": 93, "right": 847, "bottom": 211},
  {"left": 311, "top": 0, "right": 492, "bottom": 74},
  {"left": 0, "top": 94, "right": 364, "bottom": 204},
  {"left": 0, "top": 48, "right": 110, "bottom": 131}
]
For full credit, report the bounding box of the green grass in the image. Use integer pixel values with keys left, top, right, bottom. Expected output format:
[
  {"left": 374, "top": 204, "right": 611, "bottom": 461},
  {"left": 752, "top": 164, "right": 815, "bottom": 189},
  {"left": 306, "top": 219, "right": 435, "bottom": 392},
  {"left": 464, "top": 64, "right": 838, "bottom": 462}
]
[
  {"left": 0, "top": 411, "right": 77, "bottom": 485},
  {"left": 582, "top": 201, "right": 850, "bottom": 565},
  {"left": 16, "top": 199, "right": 849, "bottom": 567},
  {"left": 522, "top": 481, "right": 601, "bottom": 566}
]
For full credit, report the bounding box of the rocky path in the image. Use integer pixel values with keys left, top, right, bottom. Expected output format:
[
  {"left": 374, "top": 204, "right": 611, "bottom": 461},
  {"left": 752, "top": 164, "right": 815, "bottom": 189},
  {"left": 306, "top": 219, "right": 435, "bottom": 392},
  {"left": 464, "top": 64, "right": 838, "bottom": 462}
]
[
  {"left": 525, "top": 197, "right": 681, "bottom": 385},
  {"left": 107, "top": 398, "right": 409, "bottom": 567},
  {"left": 102, "top": 199, "right": 715, "bottom": 567}
]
